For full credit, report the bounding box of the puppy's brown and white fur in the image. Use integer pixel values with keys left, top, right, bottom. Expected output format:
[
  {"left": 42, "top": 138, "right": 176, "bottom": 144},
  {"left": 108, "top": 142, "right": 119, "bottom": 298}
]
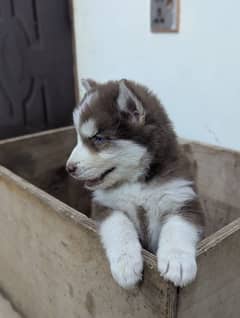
[{"left": 66, "top": 79, "right": 205, "bottom": 289}]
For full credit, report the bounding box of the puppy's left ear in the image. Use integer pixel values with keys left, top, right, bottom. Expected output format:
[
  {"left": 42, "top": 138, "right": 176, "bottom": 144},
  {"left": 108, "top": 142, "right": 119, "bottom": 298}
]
[
  {"left": 117, "top": 80, "right": 145, "bottom": 124},
  {"left": 80, "top": 78, "right": 98, "bottom": 97}
]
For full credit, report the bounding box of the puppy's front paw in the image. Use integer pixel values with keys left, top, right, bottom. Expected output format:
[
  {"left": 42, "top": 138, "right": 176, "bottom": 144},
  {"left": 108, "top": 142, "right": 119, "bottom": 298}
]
[
  {"left": 157, "top": 249, "right": 197, "bottom": 287},
  {"left": 110, "top": 250, "right": 143, "bottom": 289}
]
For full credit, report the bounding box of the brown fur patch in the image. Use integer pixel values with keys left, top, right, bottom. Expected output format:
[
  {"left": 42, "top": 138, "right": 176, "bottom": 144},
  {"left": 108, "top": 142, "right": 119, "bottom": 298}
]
[
  {"left": 137, "top": 206, "right": 149, "bottom": 250},
  {"left": 180, "top": 199, "right": 205, "bottom": 237}
]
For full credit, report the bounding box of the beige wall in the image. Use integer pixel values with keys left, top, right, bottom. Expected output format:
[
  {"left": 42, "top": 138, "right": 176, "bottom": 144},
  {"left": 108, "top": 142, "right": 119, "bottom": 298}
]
[{"left": 73, "top": 0, "right": 240, "bottom": 151}]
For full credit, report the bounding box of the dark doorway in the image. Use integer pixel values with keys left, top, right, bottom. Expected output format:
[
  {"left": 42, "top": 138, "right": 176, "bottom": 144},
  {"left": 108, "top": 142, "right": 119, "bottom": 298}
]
[{"left": 0, "top": 0, "right": 76, "bottom": 139}]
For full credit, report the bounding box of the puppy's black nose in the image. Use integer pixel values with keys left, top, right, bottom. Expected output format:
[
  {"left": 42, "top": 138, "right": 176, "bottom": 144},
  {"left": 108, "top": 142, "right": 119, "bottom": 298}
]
[{"left": 66, "top": 163, "right": 77, "bottom": 174}]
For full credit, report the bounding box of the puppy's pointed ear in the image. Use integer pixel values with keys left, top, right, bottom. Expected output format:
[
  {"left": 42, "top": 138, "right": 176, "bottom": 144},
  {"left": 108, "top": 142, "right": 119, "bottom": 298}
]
[
  {"left": 80, "top": 78, "right": 98, "bottom": 96},
  {"left": 117, "top": 80, "right": 145, "bottom": 124}
]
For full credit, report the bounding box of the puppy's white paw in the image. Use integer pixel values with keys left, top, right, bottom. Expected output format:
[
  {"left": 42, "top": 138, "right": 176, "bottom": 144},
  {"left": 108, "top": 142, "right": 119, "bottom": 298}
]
[
  {"left": 110, "top": 250, "right": 143, "bottom": 289},
  {"left": 157, "top": 249, "right": 197, "bottom": 287}
]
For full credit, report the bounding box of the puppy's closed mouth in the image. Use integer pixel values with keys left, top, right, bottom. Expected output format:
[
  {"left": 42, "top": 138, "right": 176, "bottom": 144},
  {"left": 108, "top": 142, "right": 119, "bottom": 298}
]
[{"left": 85, "top": 167, "right": 116, "bottom": 188}]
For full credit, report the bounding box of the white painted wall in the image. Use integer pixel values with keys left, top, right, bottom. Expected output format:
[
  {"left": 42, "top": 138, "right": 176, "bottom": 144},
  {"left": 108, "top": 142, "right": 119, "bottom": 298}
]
[{"left": 73, "top": 0, "right": 240, "bottom": 150}]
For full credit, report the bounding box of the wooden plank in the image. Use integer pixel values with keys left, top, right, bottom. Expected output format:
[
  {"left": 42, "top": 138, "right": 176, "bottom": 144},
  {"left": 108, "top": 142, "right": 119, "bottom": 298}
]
[
  {"left": 181, "top": 140, "right": 240, "bottom": 235},
  {"left": 0, "top": 166, "right": 176, "bottom": 318},
  {"left": 182, "top": 140, "right": 240, "bottom": 207},
  {"left": 178, "top": 217, "right": 240, "bottom": 318}
]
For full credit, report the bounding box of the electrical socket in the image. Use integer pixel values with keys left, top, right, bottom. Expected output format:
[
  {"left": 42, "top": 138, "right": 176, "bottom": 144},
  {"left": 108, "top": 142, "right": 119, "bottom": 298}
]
[{"left": 151, "top": 0, "right": 179, "bottom": 33}]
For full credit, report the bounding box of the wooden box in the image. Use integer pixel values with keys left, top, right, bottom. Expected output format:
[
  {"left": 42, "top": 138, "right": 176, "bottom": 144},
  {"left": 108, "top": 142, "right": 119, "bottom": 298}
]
[{"left": 0, "top": 127, "right": 239, "bottom": 318}]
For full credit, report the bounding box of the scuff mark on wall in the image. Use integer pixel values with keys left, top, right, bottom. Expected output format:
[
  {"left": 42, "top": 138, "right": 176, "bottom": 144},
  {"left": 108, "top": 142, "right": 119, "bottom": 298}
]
[{"left": 204, "top": 125, "right": 221, "bottom": 145}]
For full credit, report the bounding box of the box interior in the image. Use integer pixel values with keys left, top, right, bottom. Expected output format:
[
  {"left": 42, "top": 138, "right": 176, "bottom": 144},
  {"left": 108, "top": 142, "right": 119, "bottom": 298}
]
[{"left": 0, "top": 128, "right": 239, "bottom": 237}]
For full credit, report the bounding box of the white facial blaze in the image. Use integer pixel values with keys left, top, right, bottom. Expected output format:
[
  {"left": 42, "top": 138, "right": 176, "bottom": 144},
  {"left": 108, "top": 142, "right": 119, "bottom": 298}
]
[
  {"left": 73, "top": 91, "right": 98, "bottom": 131},
  {"left": 73, "top": 108, "right": 80, "bottom": 130},
  {"left": 80, "top": 119, "right": 97, "bottom": 138}
]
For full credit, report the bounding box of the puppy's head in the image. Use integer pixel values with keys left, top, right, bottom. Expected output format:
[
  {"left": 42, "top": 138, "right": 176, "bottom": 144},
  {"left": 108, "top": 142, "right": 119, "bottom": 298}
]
[{"left": 66, "top": 79, "right": 176, "bottom": 190}]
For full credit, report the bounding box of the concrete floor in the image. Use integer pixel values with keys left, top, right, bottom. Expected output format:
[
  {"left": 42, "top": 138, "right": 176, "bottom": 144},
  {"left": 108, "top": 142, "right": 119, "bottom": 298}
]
[{"left": 0, "top": 294, "right": 22, "bottom": 318}]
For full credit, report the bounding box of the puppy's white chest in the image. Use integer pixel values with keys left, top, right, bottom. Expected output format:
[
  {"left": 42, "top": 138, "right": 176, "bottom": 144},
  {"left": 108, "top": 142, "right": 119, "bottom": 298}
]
[
  {"left": 93, "top": 179, "right": 196, "bottom": 251},
  {"left": 94, "top": 183, "right": 161, "bottom": 251},
  {"left": 94, "top": 183, "right": 142, "bottom": 214}
]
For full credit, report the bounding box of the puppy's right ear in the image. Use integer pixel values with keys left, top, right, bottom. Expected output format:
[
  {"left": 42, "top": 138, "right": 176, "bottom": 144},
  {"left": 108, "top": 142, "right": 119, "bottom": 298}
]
[
  {"left": 80, "top": 78, "right": 98, "bottom": 96},
  {"left": 117, "top": 80, "right": 145, "bottom": 125}
]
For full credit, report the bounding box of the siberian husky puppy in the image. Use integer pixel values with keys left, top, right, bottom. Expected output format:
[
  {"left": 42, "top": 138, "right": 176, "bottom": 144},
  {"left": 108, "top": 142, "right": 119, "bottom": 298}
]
[{"left": 66, "top": 79, "right": 205, "bottom": 288}]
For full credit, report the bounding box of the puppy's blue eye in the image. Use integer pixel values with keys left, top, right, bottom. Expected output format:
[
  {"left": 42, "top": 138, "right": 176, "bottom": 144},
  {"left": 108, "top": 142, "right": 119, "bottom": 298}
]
[{"left": 92, "top": 135, "right": 105, "bottom": 144}]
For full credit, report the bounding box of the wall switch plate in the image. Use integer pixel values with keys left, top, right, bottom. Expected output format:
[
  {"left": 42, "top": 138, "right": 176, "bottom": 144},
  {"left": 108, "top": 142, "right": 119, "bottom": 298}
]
[{"left": 151, "top": 0, "right": 180, "bottom": 33}]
